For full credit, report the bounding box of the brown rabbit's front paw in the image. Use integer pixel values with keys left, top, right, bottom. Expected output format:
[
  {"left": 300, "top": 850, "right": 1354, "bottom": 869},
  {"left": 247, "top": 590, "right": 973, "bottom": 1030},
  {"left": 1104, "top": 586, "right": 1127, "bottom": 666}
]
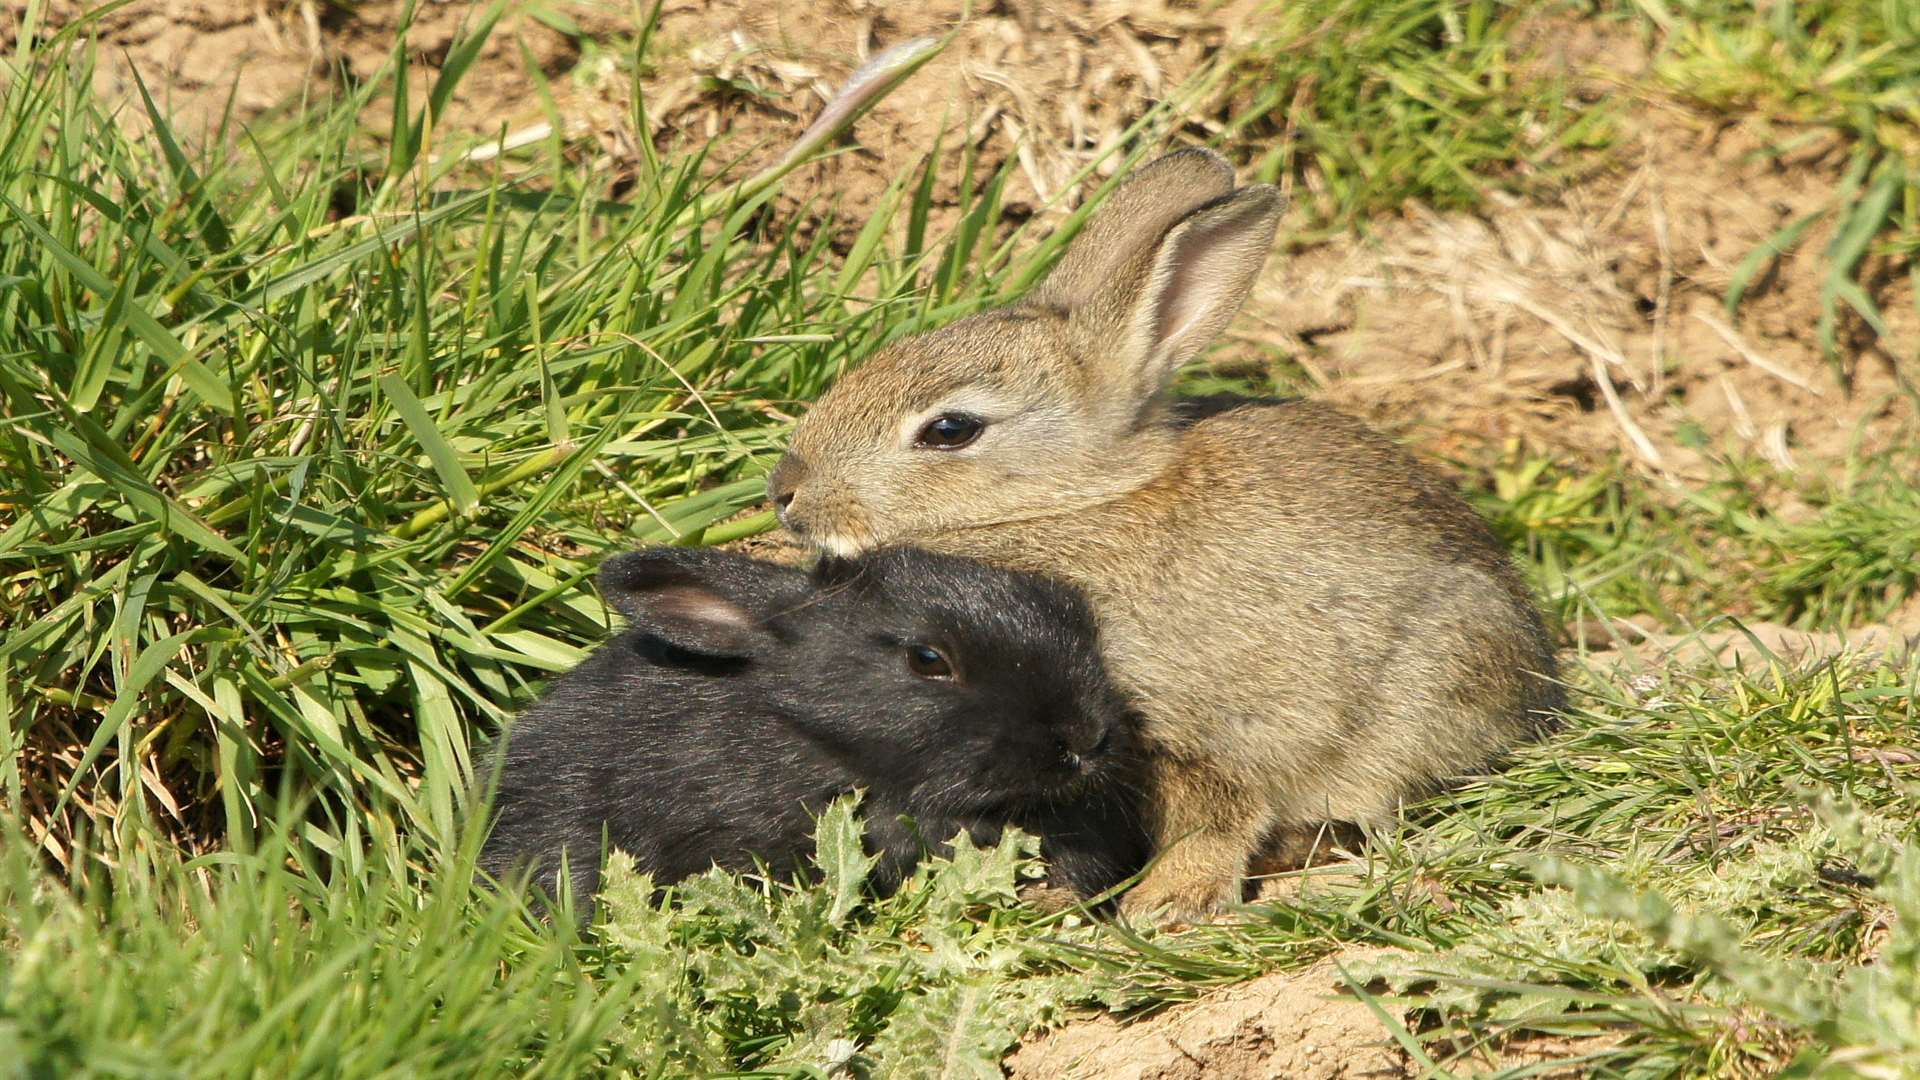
[{"left": 1117, "top": 872, "right": 1236, "bottom": 929}]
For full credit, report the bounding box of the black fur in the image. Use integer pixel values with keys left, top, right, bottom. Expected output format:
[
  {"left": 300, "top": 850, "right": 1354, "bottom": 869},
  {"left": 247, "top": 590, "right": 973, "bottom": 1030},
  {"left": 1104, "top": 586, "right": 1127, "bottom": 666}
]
[{"left": 478, "top": 546, "right": 1148, "bottom": 909}]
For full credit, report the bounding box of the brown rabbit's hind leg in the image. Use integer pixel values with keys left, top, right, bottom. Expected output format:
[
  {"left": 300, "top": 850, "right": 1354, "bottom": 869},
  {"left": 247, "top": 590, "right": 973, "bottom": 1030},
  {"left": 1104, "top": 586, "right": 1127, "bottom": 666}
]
[
  {"left": 1117, "top": 758, "right": 1269, "bottom": 927},
  {"left": 1243, "top": 819, "right": 1372, "bottom": 902}
]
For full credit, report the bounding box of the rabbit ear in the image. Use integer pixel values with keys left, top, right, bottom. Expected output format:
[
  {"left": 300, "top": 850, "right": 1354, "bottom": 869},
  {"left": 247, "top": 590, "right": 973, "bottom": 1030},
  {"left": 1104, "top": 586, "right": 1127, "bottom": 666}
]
[
  {"left": 1030, "top": 149, "right": 1237, "bottom": 313},
  {"left": 1031, "top": 150, "right": 1284, "bottom": 402},
  {"left": 1121, "top": 186, "right": 1285, "bottom": 383},
  {"left": 598, "top": 548, "right": 795, "bottom": 657}
]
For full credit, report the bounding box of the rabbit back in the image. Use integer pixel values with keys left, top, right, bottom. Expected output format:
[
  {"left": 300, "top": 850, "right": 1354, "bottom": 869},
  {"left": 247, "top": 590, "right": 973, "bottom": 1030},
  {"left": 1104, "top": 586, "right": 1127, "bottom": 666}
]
[{"left": 870, "top": 397, "right": 1561, "bottom": 830}]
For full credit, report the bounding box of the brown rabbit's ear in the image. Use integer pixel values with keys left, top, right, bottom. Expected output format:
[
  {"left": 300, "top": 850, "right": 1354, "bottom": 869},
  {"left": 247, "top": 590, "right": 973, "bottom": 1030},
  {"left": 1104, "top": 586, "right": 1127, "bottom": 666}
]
[
  {"left": 1122, "top": 186, "right": 1285, "bottom": 382},
  {"left": 1031, "top": 149, "right": 1284, "bottom": 402},
  {"left": 1029, "top": 149, "right": 1235, "bottom": 312}
]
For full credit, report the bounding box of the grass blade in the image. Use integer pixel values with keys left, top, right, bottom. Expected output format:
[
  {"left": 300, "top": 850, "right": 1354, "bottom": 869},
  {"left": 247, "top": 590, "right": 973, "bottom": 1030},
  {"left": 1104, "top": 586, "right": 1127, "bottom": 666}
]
[
  {"left": 1724, "top": 207, "right": 1824, "bottom": 316},
  {"left": 379, "top": 374, "right": 482, "bottom": 520}
]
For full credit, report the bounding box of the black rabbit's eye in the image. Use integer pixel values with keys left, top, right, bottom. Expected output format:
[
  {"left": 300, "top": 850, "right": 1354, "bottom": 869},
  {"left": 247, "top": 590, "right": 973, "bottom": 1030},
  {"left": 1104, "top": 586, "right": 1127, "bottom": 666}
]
[
  {"left": 905, "top": 644, "right": 954, "bottom": 679},
  {"left": 915, "top": 413, "right": 984, "bottom": 449}
]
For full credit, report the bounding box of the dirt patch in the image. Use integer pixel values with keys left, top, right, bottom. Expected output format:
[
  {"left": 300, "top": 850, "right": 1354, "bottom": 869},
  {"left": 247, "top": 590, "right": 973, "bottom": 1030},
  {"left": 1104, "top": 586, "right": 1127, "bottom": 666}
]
[
  {"left": 0, "top": 0, "right": 608, "bottom": 136},
  {"left": 1604, "top": 619, "right": 1917, "bottom": 669},
  {"left": 1578, "top": 611, "right": 1920, "bottom": 672},
  {"left": 1006, "top": 951, "right": 1409, "bottom": 1080},
  {"left": 1006, "top": 949, "right": 1621, "bottom": 1079},
  {"left": 1240, "top": 16, "right": 1916, "bottom": 476},
  {"left": 619, "top": 0, "right": 1258, "bottom": 243},
  {"left": 3, "top": 0, "right": 1249, "bottom": 247}
]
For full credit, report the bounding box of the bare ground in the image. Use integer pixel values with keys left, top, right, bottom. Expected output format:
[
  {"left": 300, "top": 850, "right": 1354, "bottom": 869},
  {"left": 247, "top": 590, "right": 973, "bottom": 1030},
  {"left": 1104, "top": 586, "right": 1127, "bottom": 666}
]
[
  {"left": 6, "top": 2, "right": 1916, "bottom": 1075},
  {"left": 6, "top": 0, "right": 1911, "bottom": 474},
  {"left": 1006, "top": 951, "right": 1410, "bottom": 1080},
  {"left": 1006, "top": 948, "right": 1614, "bottom": 1079},
  {"left": 1253, "top": 109, "right": 1920, "bottom": 477}
]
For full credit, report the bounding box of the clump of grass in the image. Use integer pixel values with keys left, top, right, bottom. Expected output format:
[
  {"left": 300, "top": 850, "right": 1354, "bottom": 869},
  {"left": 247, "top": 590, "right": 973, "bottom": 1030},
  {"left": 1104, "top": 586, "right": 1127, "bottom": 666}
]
[
  {"left": 1461, "top": 442, "right": 1920, "bottom": 633},
  {"left": 1469, "top": 450, "right": 1700, "bottom": 624},
  {"left": 1218, "top": 0, "right": 1613, "bottom": 238},
  {"left": 0, "top": 813, "right": 645, "bottom": 1075},
  {"left": 1459, "top": 445, "right": 1781, "bottom": 629},
  {"left": 0, "top": 11, "right": 1133, "bottom": 867},
  {"left": 1756, "top": 478, "right": 1920, "bottom": 627}
]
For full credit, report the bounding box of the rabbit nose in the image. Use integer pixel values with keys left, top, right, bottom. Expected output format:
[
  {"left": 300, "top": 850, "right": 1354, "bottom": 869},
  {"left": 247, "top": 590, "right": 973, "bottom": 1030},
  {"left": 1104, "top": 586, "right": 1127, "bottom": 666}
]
[
  {"left": 1058, "top": 734, "right": 1099, "bottom": 773},
  {"left": 767, "top": 455, "right": 807, "bottom": 518}
]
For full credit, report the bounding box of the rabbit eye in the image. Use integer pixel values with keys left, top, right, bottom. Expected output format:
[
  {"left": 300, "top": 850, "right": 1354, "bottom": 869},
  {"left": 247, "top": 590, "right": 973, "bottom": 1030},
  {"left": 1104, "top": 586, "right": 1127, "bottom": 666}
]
[
  {"left": 915, "top": 413, "right": 984, "bottom": 450},
  {"left": 905, "top": 644, "right": 955, "bottom": 679}
]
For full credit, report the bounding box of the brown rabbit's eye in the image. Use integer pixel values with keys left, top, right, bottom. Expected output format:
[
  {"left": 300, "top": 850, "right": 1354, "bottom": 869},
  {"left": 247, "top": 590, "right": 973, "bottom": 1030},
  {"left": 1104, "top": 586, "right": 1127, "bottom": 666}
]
[
  {"left": 906, "top": 644, "right": 954, "bottom": 679},
  {"left": 915, "top": 413, "right": 984, "bottom": 449}
]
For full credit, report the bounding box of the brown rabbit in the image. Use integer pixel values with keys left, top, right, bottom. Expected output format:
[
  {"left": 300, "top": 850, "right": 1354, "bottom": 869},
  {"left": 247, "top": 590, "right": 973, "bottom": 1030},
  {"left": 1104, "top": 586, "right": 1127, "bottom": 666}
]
[{"left": 766, "top": 149, "right": 1562, "bottom": 922}]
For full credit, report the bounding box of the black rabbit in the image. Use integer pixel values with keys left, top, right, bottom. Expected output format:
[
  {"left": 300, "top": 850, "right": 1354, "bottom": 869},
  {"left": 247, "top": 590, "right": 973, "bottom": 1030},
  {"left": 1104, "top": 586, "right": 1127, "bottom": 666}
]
[{"left": 477, "top": 545, "right": 1147, "bottom": 910}]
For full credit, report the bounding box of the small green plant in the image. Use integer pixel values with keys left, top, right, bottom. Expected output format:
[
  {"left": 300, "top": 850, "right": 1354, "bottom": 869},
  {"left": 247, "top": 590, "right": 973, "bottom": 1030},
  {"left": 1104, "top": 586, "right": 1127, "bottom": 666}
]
[{"left": 591, "top": 797, "right": 1126, "bottom": 1076}]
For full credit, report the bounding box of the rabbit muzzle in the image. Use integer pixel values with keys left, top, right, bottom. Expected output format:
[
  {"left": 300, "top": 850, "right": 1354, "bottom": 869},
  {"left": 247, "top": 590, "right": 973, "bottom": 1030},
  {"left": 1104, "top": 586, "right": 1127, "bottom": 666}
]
[
  {"left": 1052, "top": 716, "right": 1123, "bottom": 788},
  {"left": 767, "top": 452, "right": 880, "bottom": 556}
]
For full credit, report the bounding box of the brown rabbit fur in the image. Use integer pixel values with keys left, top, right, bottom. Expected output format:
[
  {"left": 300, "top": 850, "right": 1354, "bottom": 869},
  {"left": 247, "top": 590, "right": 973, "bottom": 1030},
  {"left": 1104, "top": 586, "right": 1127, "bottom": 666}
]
[{"left": 768, "top": 149, "right": 1562, "bottom": 921}]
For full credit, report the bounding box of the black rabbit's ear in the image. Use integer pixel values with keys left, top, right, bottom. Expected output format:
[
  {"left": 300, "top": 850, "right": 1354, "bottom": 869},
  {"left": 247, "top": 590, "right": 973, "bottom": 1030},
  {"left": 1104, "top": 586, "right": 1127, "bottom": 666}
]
[{"left": 598, "top": 548, "right": 796, "bottom": 657}]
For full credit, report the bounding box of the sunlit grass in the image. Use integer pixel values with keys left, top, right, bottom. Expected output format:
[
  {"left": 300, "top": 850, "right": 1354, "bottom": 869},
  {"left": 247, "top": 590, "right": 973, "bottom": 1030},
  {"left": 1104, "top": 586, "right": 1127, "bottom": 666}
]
[
  {"left": 1605, "top": 0, "right": 1920, "bottom": 381},
  {"left": 3, "top": 2, "right": 1918, "bottom": 1076},
  {"left": 0, "top": 12, "right": 1168, "bottom": 867}
]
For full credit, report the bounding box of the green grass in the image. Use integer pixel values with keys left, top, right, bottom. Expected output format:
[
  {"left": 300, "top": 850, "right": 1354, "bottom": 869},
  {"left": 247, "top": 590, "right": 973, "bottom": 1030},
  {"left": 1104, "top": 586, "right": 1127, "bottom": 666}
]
[
  {"left": 4, "top": 2, "right": 1920, "bottom": 1076},
  {"left": 1216, "top": 0, "right": 1614, "bottom": 239},
  {"left": 0, "top": 815, "right": 644, "bottom": 1076},
  {"left": 1462, "top": 442, "right": 1920, "bottom": 632},
  {"left": 0, "top": 12, "right": 1168, "bottom": 865},
  {"left": 7, "top": 648, "right": 1916, "bottom": 1075},
  {"left": 1358, "top": 651, "right": 1920, "bottom": 1076}
]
